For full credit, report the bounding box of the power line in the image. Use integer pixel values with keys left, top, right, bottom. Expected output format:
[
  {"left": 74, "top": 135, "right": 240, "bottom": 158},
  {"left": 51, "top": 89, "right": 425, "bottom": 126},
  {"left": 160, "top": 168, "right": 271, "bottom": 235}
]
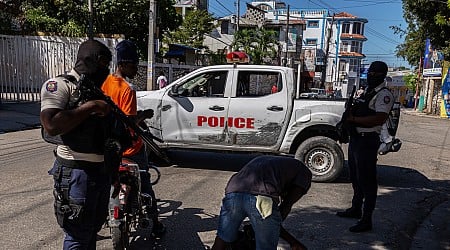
[
  {"left": 214, "top": 0, "right": 234, "bottom": 16},
  {"left": 209, "top": 5, "right": 229, "bottom": 17},
  {"left": 364, "top": 40, "right": 394, "bottom": 54},
  {"left": 365, "top": 53, "right": 397, "bottom": 55},
  {"left": 368, "top": 18, "right": 405, "bottom": 22},
  {"left": 343, "top": 0, "right": 400, "bottom": 2},
  {"left": 338, "top": 1, "right": 399, "bottom": 9},
  {"left": 366, "top": 26, "right": 401, "bottom": 45}
]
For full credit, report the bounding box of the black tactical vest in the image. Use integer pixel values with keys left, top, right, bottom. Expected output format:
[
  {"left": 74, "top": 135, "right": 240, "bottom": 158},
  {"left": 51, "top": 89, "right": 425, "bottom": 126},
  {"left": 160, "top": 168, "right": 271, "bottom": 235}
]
[
  {"left": 42, "top": 75, "right": 111, "bottom": 154},
  {"left": 352, "top": 87, "right": 387, "bottom": 118}
]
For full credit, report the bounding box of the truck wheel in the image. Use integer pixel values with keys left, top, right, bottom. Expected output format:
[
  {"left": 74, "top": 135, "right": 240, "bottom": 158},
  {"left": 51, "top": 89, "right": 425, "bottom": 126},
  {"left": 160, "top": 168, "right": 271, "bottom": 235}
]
[{"left": 295, "top": 136, "right": 344, "bottom": 182}]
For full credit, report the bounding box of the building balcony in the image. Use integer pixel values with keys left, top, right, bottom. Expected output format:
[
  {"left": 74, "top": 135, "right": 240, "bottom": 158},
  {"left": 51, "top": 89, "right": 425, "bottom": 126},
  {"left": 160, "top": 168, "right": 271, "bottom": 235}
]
[
  {"left": 338, "top": 51, "right": 365, "bottom": 58},
  {"left": 340, "top": 33, "right": 367, "bottom": 41}
]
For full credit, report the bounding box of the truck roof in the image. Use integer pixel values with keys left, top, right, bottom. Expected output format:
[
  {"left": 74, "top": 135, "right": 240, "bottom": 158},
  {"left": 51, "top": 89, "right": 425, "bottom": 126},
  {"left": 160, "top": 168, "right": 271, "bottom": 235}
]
[{"left": 197, "top": 64, "right": 293, "bottom": 71}]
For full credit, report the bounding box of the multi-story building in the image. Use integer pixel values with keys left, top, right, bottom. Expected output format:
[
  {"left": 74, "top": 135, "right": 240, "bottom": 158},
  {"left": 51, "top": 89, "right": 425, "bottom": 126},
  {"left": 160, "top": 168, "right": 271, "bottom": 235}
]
[
  {"left": 330, "top": 12, "right": 368, "bottom": 96},
  {"left": 251, "top": 1, "right": 368, "bottom": 96},
  {"left": 205, "top": 1, "right": 369, "bottom": 97},
  {"left": 174, "top": 0, "right": 208, "bottom": 17},
  {"left": 204, "top": 2, "right": 305, "bottom": 66}
]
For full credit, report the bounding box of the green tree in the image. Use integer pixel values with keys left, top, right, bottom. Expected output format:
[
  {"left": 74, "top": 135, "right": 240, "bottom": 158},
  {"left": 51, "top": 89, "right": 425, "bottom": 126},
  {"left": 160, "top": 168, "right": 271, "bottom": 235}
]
[
  {"left": 163, "top": 10, "right": 215, "bottom": 49},
  {"left": 393, "top": 0, "right": 450, "bottom": 66},
  {"left": 1, "top": 0, "right": 182, "bottom": 59},
  {"left": 0, "top": 1, "right": 25, "bottom": 34},
  {"left": 232, "top": 28, "right": 279, "bottom": 65},
  {"left": 403, "top": 73, "right": 418, "bottom": 92}
]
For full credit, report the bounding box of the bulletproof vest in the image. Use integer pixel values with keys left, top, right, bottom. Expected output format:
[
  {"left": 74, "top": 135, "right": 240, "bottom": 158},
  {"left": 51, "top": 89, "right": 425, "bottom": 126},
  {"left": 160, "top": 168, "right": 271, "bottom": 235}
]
[
  {"left": 42, "top": 75, "right": 111, "bottom": 154},
  {"left": 352, "top": 87, "right": 387, "bottom": 118}
]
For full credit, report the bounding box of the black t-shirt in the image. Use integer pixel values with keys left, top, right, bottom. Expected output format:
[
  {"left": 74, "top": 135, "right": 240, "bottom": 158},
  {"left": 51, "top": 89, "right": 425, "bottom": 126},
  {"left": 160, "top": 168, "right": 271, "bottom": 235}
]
[{"left": 225, "top": 155, "right": 312, "bottom": 199}]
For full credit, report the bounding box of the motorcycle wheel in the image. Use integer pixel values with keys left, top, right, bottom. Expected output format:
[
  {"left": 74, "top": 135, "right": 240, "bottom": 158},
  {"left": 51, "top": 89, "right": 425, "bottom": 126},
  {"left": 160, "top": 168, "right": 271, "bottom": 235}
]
[
  {"left": 110, "top": 219, "right": 129, "bottom": 250},
  {"left": 148, "top": 164, "right": 161, "bottom": 185}
]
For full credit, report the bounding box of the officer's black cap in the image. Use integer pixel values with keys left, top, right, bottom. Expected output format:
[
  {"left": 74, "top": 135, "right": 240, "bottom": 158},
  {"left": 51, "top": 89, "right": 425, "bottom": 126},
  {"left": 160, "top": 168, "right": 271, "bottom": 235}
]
[
  {"left": 368, "top": 61, "right": 388, "bottom": 75},
  {"left": 116, "top": 40, "right": 139, "bottom": 64}
]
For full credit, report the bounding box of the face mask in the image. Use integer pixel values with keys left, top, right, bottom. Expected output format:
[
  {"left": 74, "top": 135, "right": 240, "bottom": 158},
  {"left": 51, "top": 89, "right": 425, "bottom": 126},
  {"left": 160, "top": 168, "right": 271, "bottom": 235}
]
[
  {"left": 367, "top": 74, "right": 385, "bottom": 89},
  {"left": 91, "top": 66, "right": 110, "bottom": 87}
]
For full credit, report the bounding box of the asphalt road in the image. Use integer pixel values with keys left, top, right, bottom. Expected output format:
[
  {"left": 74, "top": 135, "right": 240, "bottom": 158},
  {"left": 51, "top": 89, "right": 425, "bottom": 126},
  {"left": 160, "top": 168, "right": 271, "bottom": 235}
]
[{"left": 0, "top": 112, "right": 449, "bottom": 250}]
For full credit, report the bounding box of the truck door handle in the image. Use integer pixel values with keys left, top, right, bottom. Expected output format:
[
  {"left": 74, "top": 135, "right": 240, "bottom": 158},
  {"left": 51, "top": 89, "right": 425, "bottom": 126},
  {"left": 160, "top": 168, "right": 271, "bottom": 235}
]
[
  {"left": 209, "top": 105, "right": 225, "bottom": 111},
  {"left": 267, "top": 105, "right": 283, "bottom": 111}
]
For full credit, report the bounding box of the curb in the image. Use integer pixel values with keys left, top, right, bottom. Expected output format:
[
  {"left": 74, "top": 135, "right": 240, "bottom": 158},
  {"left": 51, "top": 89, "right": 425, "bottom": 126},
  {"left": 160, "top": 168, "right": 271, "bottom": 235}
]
[{"left": 401, "top": 109, "right": 449, "bottom": 120}]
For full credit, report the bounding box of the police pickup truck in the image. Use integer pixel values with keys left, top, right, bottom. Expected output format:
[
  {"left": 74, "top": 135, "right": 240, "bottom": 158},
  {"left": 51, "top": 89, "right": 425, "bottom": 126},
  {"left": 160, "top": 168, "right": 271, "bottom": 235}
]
[{"left": 137, "top": 64, "right": 346, "bottom": 182}]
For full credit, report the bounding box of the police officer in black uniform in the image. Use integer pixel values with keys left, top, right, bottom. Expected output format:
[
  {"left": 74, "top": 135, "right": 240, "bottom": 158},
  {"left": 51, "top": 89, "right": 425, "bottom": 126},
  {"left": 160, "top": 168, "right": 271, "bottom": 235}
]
[
  {"left": 336, "top": 61, "right": 394, "bottom": 232},
  {"left": 40, "top": 40, "right": 120, "bottom": 249}
]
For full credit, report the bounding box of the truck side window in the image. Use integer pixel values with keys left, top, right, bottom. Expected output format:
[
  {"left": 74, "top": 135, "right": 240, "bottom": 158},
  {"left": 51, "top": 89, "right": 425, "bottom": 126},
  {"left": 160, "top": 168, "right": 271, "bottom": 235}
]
[
  {"left": 236, "top": 71, "right": 282, "bottom": 97},
  {"left": 176, "top": 71, "right": 227, "bottom": 97}
]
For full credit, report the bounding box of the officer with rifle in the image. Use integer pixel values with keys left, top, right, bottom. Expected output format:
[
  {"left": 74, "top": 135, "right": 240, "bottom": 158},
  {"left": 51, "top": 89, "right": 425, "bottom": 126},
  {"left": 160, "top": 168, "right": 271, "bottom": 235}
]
[
  {"left": 40, "top": 39, "right": 130, "bottom": 249},
  {"left": 336, "top": 61, "right": 394, "bottom": 233}
]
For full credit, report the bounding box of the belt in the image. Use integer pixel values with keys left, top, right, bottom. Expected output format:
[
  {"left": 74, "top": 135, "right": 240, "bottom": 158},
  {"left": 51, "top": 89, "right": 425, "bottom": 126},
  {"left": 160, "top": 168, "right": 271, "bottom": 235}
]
[
  {"left": 356, "top": 132, "right": 379, "bottom": 137},
  {"left": 56, "top": 156, "right": 103, "bottom": 169}
]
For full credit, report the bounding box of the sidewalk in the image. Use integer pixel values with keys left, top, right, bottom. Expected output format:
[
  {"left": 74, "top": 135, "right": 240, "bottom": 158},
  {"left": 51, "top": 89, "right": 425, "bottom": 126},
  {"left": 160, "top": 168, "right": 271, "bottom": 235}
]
[{"left": 1, "top": 102, "right": 449, "bottom": 249}]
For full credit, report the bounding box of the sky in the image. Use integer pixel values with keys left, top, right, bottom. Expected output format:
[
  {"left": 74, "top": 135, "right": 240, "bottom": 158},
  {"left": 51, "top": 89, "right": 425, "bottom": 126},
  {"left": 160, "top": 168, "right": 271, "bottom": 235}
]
[{"left": 208, "top": 0, "right": 411, "bottom": 68}]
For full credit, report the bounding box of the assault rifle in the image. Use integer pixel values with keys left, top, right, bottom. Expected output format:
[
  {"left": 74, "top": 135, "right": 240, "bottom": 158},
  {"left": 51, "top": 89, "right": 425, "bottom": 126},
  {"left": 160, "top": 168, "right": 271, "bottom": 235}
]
[
  {"left": 336, "top": 85, "right": 356, "bottom": 144},
  {"left": 78, "top": 74, "right": 170, "bottom": 163}
]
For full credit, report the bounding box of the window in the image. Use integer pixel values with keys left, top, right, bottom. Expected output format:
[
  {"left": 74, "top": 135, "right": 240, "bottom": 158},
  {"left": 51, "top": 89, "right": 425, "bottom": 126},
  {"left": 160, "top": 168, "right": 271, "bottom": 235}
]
[
  {"left": 340, "top": 41, "right": 349, "bottom": 52},
  {"left": 342, "top": 22, "right": 350, "bottom": 33},
  {"left": 305, "top": 39, "right": 317, "bottom": 46},
  {"left": 220, "top": 20, "right": 229, "bottom": 34},
  {"left": 307, "top": 20, "right": 319, "bottom": 28},
  {"left": 175, "top": 71, "right": 228, "bottom": 97},
  {"left": 236, "top": 71, "right": 282, "bottom": 97},
  {"left": 339, "top": 60, "right": 347, "bottom": 72},
  {"left": 349, "top": 58, "right": 359, "bottom": 72},
  {"left": 352, "top": 22, "right": 363, "bottom": 34},
  {"left": 351, "top": 41, "right": 362, "bottom": 53}
]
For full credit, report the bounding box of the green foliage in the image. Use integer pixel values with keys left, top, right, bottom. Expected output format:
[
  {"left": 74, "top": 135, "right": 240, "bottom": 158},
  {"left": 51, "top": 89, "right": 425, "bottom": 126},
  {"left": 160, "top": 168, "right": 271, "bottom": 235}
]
[
  {"left": 0, "top": 1, "right": 21, "bottom": 34},
  {"left": 2, "top": 0, "right": 182, "bottom": 60},
  {"left": 403, "top": 73, "right": 418, "bottom": 92},
  {"left": 23, "top": 6, "right": 61, "bottom": 32},
  {"left": 163, "top": 10, "right": 215, "bottom": 50},
  {"left": 232, "top": 28, "right": 279, "bottom": 65},
  {"left": 394, "top": 0, "right": 450, "bottom": 66},
  {"left": 206, "top": 50, "right": 227, "bottom": 65}
]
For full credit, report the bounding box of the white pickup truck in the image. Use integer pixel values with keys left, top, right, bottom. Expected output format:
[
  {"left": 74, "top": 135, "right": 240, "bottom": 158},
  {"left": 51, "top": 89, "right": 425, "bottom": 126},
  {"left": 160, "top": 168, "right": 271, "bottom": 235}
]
[{"left": 137, "top": 64, "right": 346, "bottom": 182}]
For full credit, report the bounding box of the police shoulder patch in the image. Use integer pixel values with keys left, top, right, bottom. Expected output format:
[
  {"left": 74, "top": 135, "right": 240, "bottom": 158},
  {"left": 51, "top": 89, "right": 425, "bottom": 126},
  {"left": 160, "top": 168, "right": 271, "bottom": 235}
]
[
  {"left": 46, "top": 81, "right": 57, "bottom": 93},
  {"left": 383, "top": 95, "right": 391, "bottom": 104}
]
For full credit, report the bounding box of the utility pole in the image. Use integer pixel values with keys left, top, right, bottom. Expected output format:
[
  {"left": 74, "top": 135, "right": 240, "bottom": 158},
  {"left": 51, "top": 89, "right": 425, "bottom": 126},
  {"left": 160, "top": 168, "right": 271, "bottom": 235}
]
[
  {"left": 321, "top": 14, "right": 334, "bottom": 89},
  {"left": 236, "top": 0, "right": 240, "bottom": 32},
  {"left": 283, "top": 5, "right": 290, "bottom": 67},
  {"left": 147, "top": 0, "right": 156, "bottom": 91},
  {"left": 88, "top": 0, "right": 93, "bottom": 39}
]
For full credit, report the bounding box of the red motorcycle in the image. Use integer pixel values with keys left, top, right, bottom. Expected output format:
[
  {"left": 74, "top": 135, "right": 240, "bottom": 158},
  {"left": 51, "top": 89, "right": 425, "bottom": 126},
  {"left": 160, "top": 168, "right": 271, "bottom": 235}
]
[{"left": 107, "top": 158, "right": 161, "bottom": 250}]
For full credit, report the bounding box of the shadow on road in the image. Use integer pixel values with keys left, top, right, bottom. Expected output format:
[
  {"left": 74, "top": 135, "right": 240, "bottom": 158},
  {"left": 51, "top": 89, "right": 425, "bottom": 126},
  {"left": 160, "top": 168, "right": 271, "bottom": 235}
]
[
  {"left": 101, "top": 199, "right": 219, "bottom": 250},
  {"left": 166, "top": 149, "right": 262, "bottom": 172},
  {"left": 282, "top": 164, "right": 450, "bottom": 249},
  {"left": 148, "top": 151, "right": 450, "bottom": 249}
]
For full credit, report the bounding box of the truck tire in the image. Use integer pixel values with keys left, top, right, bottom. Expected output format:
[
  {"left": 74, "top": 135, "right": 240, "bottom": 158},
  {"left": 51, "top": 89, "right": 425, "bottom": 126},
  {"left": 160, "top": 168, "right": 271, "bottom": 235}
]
[{"left": 295, "top": 136, "right": 344, "bottom": 182}]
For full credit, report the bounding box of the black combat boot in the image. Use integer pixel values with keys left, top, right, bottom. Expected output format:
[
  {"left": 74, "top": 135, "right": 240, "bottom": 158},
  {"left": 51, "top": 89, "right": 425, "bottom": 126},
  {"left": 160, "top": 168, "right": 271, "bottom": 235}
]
[
  {"left": 349, "top": 213, "right": 372, "bottom": 232},
  {"left": 336, "top": 207, "right": 362, "bottom": 219}
]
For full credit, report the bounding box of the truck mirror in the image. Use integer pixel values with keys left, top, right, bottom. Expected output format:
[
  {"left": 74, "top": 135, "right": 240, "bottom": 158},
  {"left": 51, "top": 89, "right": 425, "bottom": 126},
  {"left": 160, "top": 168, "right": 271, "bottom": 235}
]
[{"left": 170, "top": 85, "right": 179, "bottom": 97}]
